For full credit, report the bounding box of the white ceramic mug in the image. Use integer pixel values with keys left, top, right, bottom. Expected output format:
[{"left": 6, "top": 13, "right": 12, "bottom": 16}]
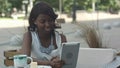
[{"left": 13, "top": 54, "right": 33, "bottom": 68}]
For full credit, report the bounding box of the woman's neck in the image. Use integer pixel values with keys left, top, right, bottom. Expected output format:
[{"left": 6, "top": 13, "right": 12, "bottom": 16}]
[{"left": 38, "top": 32, "right": 51, "bottom": 40}]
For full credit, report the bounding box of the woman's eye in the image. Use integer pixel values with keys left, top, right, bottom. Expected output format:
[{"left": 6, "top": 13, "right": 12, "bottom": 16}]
[{"left": 39, "top": 19, "right": 46, "bottom": 23}]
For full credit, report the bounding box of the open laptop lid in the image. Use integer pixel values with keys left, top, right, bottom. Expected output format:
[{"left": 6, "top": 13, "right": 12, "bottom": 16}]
[{"left": 60, "top": 42, "right": 80, "bottom": 68}]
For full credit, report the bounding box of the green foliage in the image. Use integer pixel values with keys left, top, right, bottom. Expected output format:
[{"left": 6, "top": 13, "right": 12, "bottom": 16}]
[
  {"left": 0, "top": 0, "right": 11, "bottom": 13},
  {"left": 0, "top": 0, "right": 120, "bottom": 17},
  {"left": 97, "top": 0, "right": 120, "bottom": 11},
  {"left": 63, "top": 0, "right": 73, "bottom": 13},
  {"left": 8, "top": 0, "right": 23, "bottom": 10},
  {"left": 98, "top": 5, "right": 109, "bottom": 11},
  {"left": 87, "top": 8, "right": 93, "bottom": 12},
  {"left": 0, "top": 0, "right": 23, "bottom": 17}
]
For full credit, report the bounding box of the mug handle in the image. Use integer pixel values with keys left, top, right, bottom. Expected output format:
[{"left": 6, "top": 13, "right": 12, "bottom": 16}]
[{"left": 27, "top": 57, "right": 33, "bottom": 63}]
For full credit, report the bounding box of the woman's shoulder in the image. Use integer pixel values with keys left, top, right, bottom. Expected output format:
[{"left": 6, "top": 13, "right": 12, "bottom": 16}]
[
  {"left": 23, "top": 31, "right": 32, "bottom": 40},
  {"left": 24, "top": 31, "right": 31, "bottom": 36},
  {"left": 55, "top": 31, "right": 67, "bottom": 42},
  {"left": 60, "top": 33, "right": 67, "bottom": 43}
]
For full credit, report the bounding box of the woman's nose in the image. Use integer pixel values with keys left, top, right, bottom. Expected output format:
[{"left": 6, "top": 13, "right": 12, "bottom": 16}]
[{"left": 45, "top": 21, "right": 51, "bottom": 26}]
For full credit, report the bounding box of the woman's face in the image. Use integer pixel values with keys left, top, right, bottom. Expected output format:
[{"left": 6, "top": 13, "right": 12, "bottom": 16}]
[{"left": 34, "top": 14, "right": 55, "bottom": 34}]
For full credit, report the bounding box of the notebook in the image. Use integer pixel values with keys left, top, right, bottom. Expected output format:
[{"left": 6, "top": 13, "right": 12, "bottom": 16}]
[{"left": 60, "top": 42, "right": 80, "bottom": 68}]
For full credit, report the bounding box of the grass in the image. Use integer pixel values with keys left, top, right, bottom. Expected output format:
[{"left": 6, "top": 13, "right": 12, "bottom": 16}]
[
  {"left": 0, "top": 17, "right": 12, "bottom": 20},
  {"left": 0, "top": 16, "right": 27, "bottom": 20}
]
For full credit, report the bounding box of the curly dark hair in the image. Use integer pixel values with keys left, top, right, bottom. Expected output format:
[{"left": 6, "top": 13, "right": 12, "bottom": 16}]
[{"left": 28, "top": 1, "right": 58, "bottom": 31}]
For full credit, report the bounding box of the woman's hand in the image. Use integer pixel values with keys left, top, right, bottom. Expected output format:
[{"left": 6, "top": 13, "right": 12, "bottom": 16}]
[{"left": 50, "top": 56, "right": 65, "bottom": 68}]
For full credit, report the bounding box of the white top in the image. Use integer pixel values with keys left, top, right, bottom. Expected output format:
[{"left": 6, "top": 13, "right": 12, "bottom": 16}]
[{"left": 31, "top": 31, "right": 62, "bottom": 61}]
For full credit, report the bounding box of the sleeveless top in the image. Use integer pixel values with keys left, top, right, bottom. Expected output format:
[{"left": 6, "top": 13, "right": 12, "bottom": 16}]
[{"left": 31, "top": 31, "right": 62, "bottom": 61}]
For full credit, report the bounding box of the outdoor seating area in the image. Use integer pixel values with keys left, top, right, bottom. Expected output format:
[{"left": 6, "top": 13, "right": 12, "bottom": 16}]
[
  {"left": 0, "top": 11, "right": 120, "bottom": 68},
  {"left": 1, "top": 0, "right": 120, "bottom": 68}
]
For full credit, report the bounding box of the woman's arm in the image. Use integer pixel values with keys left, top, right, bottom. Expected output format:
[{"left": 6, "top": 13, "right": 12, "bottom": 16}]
[
  {"left": 33, "top": 58, "right": 51, "bottom": 65},
  {"left": 21, "top": 32, "right": 32, "bottom": 56},
  {"left": 60, "top": 34, "right": 67, "bottom": 43}
]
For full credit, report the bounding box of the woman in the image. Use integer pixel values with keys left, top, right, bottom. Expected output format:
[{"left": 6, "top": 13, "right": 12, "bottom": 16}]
[{"left": 21, "top": 1, "right": 67, "bottom": 68}]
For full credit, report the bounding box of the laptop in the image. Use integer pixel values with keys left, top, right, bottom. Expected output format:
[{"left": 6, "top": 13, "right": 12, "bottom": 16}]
[{"left": 60, "top": 42, "right": 80, "bottom": 68}]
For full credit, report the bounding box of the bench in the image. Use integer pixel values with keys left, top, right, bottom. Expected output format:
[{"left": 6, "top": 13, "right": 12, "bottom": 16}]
[
  {"left": 4, "top": 50, "right": 21, "bottom": 66},
  {"left": 55, "top": 18, "right": 65, "bottom": 29}
]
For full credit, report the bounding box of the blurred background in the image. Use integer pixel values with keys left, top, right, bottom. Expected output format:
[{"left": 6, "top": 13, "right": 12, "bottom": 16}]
[{"left": 0, "top": 0, "right": 120, "bottom": 22}]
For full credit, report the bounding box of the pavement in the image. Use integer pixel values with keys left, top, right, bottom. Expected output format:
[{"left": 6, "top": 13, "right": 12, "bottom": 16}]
[{"left": 0, "top": 12, "right": 120, "bottom": 68}]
